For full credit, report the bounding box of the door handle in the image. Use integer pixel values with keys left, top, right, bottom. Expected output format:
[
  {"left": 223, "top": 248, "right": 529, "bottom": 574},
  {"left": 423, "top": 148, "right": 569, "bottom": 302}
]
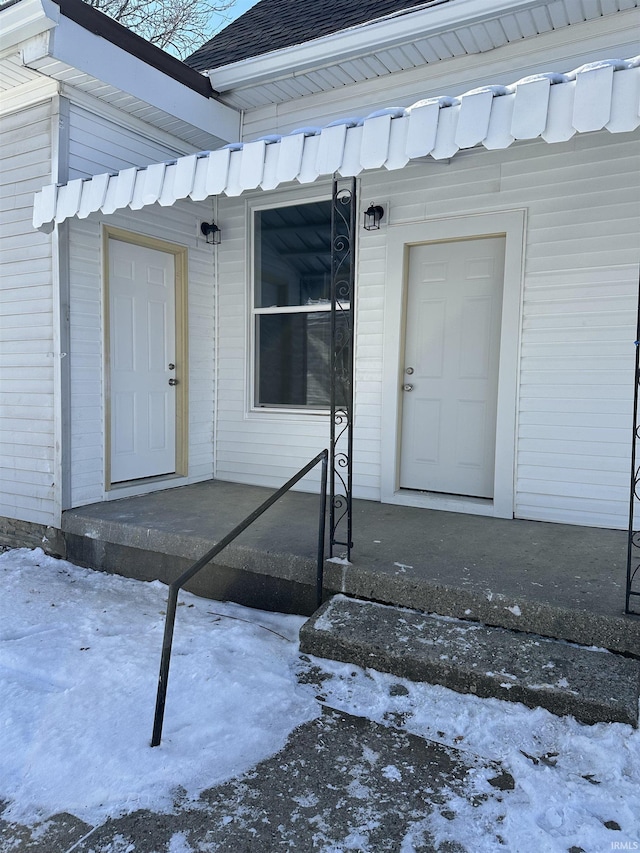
[
  {"left": 168, "top": 378, "right": 178, "bottom": 386},
  {"left": 403, "top": 384, "right": 413, "bottom": 392}
]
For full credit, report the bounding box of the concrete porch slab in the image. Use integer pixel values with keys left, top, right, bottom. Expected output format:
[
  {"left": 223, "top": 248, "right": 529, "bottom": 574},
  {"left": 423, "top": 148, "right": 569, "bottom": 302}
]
[{"left": 60, "top": 479, "right": 640, "bottom": 655}]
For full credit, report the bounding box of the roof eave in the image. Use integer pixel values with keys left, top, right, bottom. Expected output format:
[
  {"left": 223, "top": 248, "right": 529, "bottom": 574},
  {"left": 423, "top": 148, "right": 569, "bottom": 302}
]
[
  {"left": 0, "top": 0, "right": 211, "bottom": 96},
  {"left": 207, "top": 0, "right": 550, "bottom": 91},
  {"left": 53, "top": 0, "right": 215, "bottom": 98},
  {"left": 2, "top": 0, "right": 241, "bottom": 143},
  {"left": 0, "top": 0, "right": 59, "bottom": 55}
]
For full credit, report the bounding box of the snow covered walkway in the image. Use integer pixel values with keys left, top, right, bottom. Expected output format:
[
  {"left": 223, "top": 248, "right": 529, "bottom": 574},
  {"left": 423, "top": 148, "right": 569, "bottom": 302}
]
[{"left": 1, "top": 549, "right": 638, "bottom": 852}]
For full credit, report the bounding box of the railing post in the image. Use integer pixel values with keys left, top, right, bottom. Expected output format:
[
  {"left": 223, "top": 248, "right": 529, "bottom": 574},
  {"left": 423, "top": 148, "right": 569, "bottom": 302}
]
[
  {"left": 151, "top": 584, "right": 179, "bottom": 746},
  {"left": 317, "top": 449, "right": 328, "bottom": 608},
  {"left": 329, "top": 177, "right": 356, "bottom": 560},
  {"left": 150, "top": 450, "right": 329, "bottom": 746},
  {"left": 626, "top": 269, "right": 640, "bottom": 616}
]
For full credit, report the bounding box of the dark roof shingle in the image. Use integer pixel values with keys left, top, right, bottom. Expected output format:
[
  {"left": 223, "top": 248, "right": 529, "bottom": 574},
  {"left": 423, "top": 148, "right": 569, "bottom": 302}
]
[{"left": 186, "top": 0, "right": 444, "bottom": 71}]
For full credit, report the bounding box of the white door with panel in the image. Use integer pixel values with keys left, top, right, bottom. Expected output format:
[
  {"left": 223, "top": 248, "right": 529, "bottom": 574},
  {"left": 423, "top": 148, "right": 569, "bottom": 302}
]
[
  {"left": 399, "top": 236, "right": 505, "bottom": 498},
  {"left": 109, "top": 238, "right": 177, "bottom": 483}
]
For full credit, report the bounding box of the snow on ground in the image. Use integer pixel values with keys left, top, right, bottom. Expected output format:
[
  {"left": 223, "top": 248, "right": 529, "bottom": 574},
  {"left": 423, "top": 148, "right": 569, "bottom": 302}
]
[
  {"left": 0, "top": 548, "right": 317, "bottom": 826},
  {"left": 311, "top": 660, "right": 640, "bottom": 852},
  {"left": 1, "top": 548, "right": 639, "bottom": 852}
]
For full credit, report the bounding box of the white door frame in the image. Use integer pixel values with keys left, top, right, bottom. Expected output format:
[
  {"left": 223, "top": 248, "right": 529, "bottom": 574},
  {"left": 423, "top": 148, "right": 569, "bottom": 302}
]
[
  {"left": 381, "top": 210, "right": 525, "bottom": 518},
  {"left": 103, "top": 226, "right": 189, "bottom": 489}
]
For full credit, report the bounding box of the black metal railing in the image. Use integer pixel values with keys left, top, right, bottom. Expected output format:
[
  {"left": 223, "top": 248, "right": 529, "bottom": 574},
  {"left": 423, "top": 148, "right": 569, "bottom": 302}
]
[
  {"left": 151, "top": 449, "right": 329, "bottom": 747},
  {"left": 627, "top": 271, "right": 640, "bottom": 616},
  {"left": 329, "top": 177, "right": 356, "bottom": 560}
]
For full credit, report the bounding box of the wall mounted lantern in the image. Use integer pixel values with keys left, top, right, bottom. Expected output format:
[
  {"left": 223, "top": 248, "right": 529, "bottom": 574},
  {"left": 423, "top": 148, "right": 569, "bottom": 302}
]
[
  {"left": 363, "top": 204, "right": 384, "bottom": 231},
  {"left": 200, "top": 220, "right": 221, "bottom": 244}
]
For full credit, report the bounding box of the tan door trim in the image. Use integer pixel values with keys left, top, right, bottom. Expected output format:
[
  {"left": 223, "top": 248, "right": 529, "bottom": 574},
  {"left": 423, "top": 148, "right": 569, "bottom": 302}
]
[{"left": 103, "top": 225, "right": 189, "bottom": 488}]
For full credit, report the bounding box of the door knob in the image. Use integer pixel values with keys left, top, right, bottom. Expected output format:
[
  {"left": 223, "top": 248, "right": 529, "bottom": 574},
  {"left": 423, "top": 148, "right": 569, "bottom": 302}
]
[
  {"left": 168, "top": 378, "right": 178, "bottom": 386},
  {"left": 403, "top": 384, "right": 413, "bottom": 392}
]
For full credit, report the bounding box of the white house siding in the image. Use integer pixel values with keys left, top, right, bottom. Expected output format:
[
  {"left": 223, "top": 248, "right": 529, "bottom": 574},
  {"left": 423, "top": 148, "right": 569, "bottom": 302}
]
[
  {"left": 0, "top": 99, "right": 56, "bottom": 526},
  {"left": 65, "top": 109, "right": 217, "bottom": 507},
  {"left": 67, "top": 104, "right": 193, "bottom": 180},
  {"left": 214, "top": 130, "right": 639, "bottom": 528},
  {"left": 222, "top": 13, "right": 640, "bottom": 529},
  {"left": 365, "top": 131, "right": 639, "bottom": 529},
  {"left": 513, "top": 136, "right": 638, "bottom": 528}
]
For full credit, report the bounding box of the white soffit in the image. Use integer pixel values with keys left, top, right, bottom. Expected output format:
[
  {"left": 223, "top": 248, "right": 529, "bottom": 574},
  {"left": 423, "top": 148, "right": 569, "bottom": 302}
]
[
  {"left": 207, "top": 0, "right": 640, "bottom": 110},
  {"left": 33, "top": 57, "right": 640, "bottom": 232}
]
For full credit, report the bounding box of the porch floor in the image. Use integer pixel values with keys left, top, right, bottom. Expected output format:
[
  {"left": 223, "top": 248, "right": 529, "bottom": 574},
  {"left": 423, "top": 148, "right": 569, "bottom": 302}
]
[{"left": 61, "top": 479, "right": 639, "bottom": 656}]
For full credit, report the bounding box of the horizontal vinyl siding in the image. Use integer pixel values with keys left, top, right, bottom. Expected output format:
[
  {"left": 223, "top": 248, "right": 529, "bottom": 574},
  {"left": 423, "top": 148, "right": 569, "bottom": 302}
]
[
  {"left": 67, "top": 105, "right": 186, "bottom": 179},
  {"left": 0, "top": 100, "right": 56, "bottom": 526},
  {"left": 214, "top": 130, "right": 638, "bottom": 525},
  {"left": 68, "top": 200, "right": 216, "bottom": 508},
  {"left": 515, "top": 135, "right": 637, "bottom": 528},
  {"left": 368, "top": 132, "right": 639, "bottom": 527},
  {"left": 67, "top": 217, "right": 103, "bottom": 507},
  {"left": 517, "top": 261, "right": 635, "bottom": 527}
]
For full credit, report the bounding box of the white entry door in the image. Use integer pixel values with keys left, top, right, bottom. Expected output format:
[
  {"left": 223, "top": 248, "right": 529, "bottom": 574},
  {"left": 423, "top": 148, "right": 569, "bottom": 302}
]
[
  {"left": 399, "top": 236, "right": 505, "bottom": 498},
  {"left": 108, "top": 238, "right": 177, "bottom": 483}
]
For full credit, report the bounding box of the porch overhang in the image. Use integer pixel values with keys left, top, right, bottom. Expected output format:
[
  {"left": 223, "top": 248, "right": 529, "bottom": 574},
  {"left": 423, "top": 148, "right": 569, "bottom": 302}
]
[
  {"left": 1, "top": 0, "right": 241, "bottom": 153},
  {"left": 33, "top": 56, "right": 640, "bottom": 233}
]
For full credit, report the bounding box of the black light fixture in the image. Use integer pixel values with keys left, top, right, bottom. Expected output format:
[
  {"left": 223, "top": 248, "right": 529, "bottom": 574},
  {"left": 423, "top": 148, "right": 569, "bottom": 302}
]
[
  {"left": 200, "top": 220, "right": 221, "bottom": 244},
  {"left": 363, "top": 203, "right": 384, "bottom": 231}
]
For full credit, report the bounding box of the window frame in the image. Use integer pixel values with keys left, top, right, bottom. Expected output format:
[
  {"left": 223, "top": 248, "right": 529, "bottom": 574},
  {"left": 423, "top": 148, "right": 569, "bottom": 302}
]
[{"left": 248, "top": 191, "right": 337, "bottom": 416}]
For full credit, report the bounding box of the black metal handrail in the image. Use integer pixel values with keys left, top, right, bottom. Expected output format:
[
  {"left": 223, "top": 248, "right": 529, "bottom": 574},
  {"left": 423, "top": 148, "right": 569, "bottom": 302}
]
[
  {"left": 627, "top": 269, "right": 640, "bottom": 616},
  {"left": 151, "top": 449, "right": 329, "bottom": 747}
]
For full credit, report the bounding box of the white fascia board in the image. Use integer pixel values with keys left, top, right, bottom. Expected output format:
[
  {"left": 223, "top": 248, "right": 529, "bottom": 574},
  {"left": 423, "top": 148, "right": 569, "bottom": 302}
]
[
  {"left": 37, "top": 15, "right": 240, "bottom": 143},
  {"left": 208, "top": 0, "right": 553, "bottom": 91},
  {"left": 0, "top": 0, "right": 58, "bottom": 55}
]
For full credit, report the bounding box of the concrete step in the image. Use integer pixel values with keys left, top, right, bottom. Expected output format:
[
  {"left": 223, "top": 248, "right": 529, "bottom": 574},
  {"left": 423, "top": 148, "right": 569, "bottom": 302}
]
[{"left": 300, "top": 595, "right": 640, "bottom": 727}]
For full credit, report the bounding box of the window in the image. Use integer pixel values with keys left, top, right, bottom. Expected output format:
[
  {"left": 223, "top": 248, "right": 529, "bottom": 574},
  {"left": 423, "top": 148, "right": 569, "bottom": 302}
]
[{"left": 253, "top": 200, "right": 341, "bottom": 409}]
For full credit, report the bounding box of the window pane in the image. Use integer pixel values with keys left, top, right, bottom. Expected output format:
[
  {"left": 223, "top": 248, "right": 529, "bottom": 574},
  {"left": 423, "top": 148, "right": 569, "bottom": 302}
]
[
  {"left": 255, "top": 201, "right": 332, "bottom": 308},
  {"left": 256, "top": 312, "right": 348, "bottom": 408}
]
